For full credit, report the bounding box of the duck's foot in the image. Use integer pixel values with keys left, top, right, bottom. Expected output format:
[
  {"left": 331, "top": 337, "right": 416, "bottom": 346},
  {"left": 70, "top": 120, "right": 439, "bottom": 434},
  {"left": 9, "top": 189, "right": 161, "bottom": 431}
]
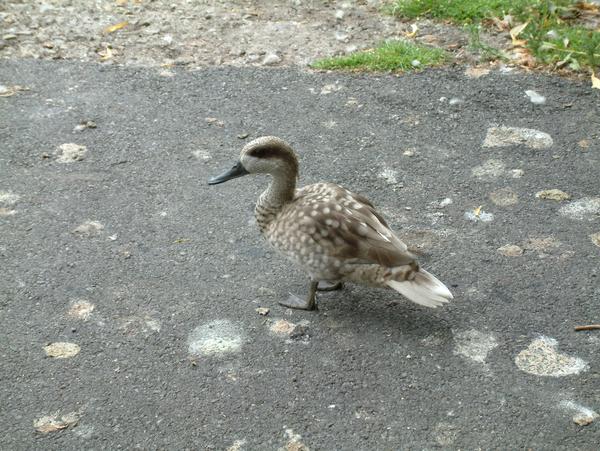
[
  {"left": 279, "top": 281, "right": 318, "bottom": 311},
  {"left": 317, "top": 281, "right": 343, "bottom": 291}
]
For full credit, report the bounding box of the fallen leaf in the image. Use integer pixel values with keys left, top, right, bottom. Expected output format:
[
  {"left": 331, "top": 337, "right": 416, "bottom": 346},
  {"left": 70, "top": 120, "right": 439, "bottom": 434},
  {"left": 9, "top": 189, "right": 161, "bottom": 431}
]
[
  {"left": 44, "top": 342, "right": 80, "bottom": 358},
  {"left": 578, "top": 139, "right": 590, "bottom": 148},
  {"left": 535, "top": 189, "right": 571, "bottom": 201},
  {"left": 473, "top": 205, "right": 482, "bottom": 217},
  {"left": 104, "top": 21, "right": 129, "bottom": 34},
  {"left": 270, "top": 319, "right": 296, "bottom": 336},
  {"left": 34, "top": 412, "right": 80, "bottom": 433},
  {"left": 498, "top": 244, "right": 524, "bottom": 257},
  {"left": 591, "top": 232, "right": 600, "bottom": 247},
  {"left": 0, "top": 85, "right": 28, "bottom": 97},
  {"left": 592, "top": 72, "right": 600, "bottom": 90},
  {"left": 404, "top": 23, "right": 418, "bottom": 38},
  {"left": 510, "top": 22, "right": 529, "bottom": 46},
  {"left": 465, "top": 66, "right": 490, "bottom": 78}
]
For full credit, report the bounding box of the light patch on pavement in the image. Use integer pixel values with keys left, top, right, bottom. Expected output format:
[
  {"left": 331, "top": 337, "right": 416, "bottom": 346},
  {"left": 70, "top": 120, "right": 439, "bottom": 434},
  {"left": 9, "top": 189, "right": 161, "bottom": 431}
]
[
  {"left": 464, "top": 209, "right": 494, "bottom": 222},
  {"left": 482, "top": 126, "right": 553, "bottom": 149},
  {"left": 118, "top": 314, "right": 161, "bottom": 336},
  {"left": 515, "top": 336, "right": 588, "bottom": 377},
  {"left": 559, "top": 197, "right": 600, "bottom": 221},
  {"left": 453, "top": 329, "right": 498, "bottom": 364},
  {"left": 188, "top": 319, "right": 243, "bottom": 356},
  {"left": 559, "top": 400, "right": 599, "bottom": 426},
  {"left": 321, "top": 120, "right": 337, "bottom": 129},
  {"left": 320, "top": 83, "right": 343, "bottom": 94},
  {"left": 525, "top": 90, "right": 546, "bottom": 105},
  {"left": 489, "top": 187, "right": 519, "bottom": 206},
  {"left": 55, "top": 143, "right": 87, "bottom": 163},
  {"left": 227, "top": 439, "right": 247, "bottom": 451},
  {"left": 377, "top": 166, "right": 398, "bottom": 185},
  {"left": 44, "top": 342, "right": 80, "bottom": 359},
  {"left": 72, "top": 220, "right": 104, "bottom": 236},
  {"left": 270, "top": 319, "right": 296, "bottom": 336},
  {"left": 68, "top": 299, "right": 95, "bottom": 320},
  {"left": 497, "top": 244, "right": 523, "bottom": 257},
  {"left": 282, "top": 428, "right": 309, "bottom": 451},
  {"left": 34, "top": 411, "right": 80, "bottom": 433},
  {"left": 471, "top": 159, "right": 506, "bottom": 179},
  {"left": 73, "top": 424, "right": 95, "bottom": 439},
  {"left": 0, "top": 190, "right": 20, "bottom": 205},
  {"left": 0, "top": 207, "right": 17, "bottom": 216},
  {"left": 192, "top": 149, "right": 212, "bottom": 161},
  {"left": 434, "top": 421, "right": 458, "bottom": 446}
]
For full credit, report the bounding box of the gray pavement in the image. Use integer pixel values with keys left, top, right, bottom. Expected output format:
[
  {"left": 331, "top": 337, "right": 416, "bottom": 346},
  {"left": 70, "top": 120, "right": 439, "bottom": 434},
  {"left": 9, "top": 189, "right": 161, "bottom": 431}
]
[{"left": 1, "top": 60, "right": 599, "bottom": 449}]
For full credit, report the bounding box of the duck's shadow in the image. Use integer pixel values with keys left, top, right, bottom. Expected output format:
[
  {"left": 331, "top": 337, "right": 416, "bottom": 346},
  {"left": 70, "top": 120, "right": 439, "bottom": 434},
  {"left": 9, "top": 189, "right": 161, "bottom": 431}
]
[{"left": 283, "top": 282, "right": 453, "bottom": 340}]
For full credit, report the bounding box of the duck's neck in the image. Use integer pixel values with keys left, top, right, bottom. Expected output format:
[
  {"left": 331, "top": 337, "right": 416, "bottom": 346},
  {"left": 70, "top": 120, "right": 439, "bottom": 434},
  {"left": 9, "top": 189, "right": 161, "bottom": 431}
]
[{"left": 255, "top": 173, "right": 296, "bottom": 232}]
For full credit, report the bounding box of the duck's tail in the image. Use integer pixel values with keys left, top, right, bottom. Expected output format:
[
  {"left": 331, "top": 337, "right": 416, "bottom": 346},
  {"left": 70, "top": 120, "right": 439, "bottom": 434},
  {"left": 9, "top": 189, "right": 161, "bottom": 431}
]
[{"left": 385, "top": 268, "right": 453, "bottom": 308}]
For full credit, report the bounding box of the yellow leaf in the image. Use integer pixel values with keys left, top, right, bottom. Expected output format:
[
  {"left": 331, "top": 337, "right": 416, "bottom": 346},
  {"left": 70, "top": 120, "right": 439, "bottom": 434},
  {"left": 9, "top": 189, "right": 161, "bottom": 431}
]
[
  {"left": 404, "top": 24, "right": 419, "bottom": 38},
  {"left": 104, "top": 21, "right": 129, "bottom": 34},
  {"left": 474, "top": 206, "right": 482, "bottom": 217},
  {"left": 592, "top": 72, "right": 600, "bottom": 90},
  {"left": 510, "top": 21, "right": 529, "bottom": 46}
]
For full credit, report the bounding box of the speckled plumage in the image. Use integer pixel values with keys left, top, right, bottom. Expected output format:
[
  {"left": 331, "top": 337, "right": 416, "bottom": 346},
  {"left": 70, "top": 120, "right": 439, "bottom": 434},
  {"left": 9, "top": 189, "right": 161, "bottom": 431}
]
[{"left": 210, "top": 136, "right": 453, "bottom": 309}]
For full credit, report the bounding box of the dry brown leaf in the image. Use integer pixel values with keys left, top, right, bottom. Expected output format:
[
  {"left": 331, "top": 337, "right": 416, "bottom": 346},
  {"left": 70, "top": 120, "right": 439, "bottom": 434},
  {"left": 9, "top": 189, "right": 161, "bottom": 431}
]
[
  {"left": 591, "top": 232, "right": 600, "bottom": 247},
  {"left": 473, "top": 205, "right": 482, "bottom": 217},
  {"left": 512, "top": 47, "right": 536, "bottom": 67},
  {"left": 34, "top": 412, "right": 79, "bottom": 433},
  {"left": 592, "top": 72, "right": 600, "bottom": 90},
  {"left": 104, "top": 21, "right": 129, "bottom": 34},
  {"left": 510, "top": 22, "right": 529, "bottom": 46}
]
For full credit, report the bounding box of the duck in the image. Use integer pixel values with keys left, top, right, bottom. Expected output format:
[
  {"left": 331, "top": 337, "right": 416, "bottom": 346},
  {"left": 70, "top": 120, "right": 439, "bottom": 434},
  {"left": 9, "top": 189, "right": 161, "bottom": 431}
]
[{"left": 208, "top": 136, "right": 453, "bottom": 310}]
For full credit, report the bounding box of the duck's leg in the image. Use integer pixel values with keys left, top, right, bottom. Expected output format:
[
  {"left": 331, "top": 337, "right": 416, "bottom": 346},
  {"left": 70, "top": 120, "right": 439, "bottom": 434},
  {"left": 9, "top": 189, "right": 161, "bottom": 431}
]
[
  {"left": 279, "top": 280, "right": 318, "bottom": 310},
  {"left": 317, "top": 281, "right": 343, "bottom": 291}
]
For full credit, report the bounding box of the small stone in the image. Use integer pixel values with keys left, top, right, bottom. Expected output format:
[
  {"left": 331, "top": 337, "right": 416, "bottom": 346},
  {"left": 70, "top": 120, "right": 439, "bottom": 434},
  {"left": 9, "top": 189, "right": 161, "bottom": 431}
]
[
  {"left": 525, "top": 90, "right": 546, "bottom": 105},
  {"left": 44, "top": 342, "right": 80, "bottom": 359},
  {"left": 237, "top": 133, "right": 249, "bottom": 139},
  {"left": 448, "top": 97, "right": 464, "bottom": 105},
  {"left": 72, "top": 220, "right": 104, "bottom": 236},
  {"left": 498, "top": 244, "right": 523, "bottom": 257},
  {"left": 578, "top": 139, "right": 590, "bottom": 149},
  {"left": 335, "top": 31, "right": 349, "bottom": 42},
  {"left": 345, "top": 44, "right": 357, "bottom": 53},
  {"left": 535, "top": 189, "right": 570, "bottom": 201},
  {"left": 335, "top": 10, "right": 345, "bottom": 20},
  {"left": 511, "top": 169, "right": 524, "bottom": 178},
  {"left": 262, "top": 53, "right": 281, "bottom": 65},
  {"left": 255, "top": 307, "right": 270, "bottom": 316},
  {"left": 55, "top": 143, "right": 87, "bottom": 163},
  {"left": 205, "top": 117, "right": 224, "bottom": 127},
  {"left": 573, "top": 413, "right": 596, "bottom": 426},
  {"left": 402, "top": 149, "right": 415, "bottom": 157},
  {"left": 411, "top": 59, "right": 421, "bottom": 67},
  {"left": 590, "top": 232, "right": 600, "bottom": 247},
  {"left": 73, "top": 120, "right": 96, "bottom": 132},
  {"left": 483, "top": 126, "right": 553, "bottom": 149}
]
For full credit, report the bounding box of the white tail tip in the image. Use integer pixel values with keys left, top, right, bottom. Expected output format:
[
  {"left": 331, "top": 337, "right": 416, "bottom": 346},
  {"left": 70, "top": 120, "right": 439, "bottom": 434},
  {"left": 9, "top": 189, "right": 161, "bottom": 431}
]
[{"left": 386, "top": 269, "right": 453, "bottom": 308}]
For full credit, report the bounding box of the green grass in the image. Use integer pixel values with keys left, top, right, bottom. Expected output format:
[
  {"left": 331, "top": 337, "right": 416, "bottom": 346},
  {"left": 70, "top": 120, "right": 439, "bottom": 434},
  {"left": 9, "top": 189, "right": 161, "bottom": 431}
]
[
  {"left": 311, "top": 40, "right": 448, "bottom": 72},
  {"left": 389, "top": 0, "right": 600, "bottom": 71}
]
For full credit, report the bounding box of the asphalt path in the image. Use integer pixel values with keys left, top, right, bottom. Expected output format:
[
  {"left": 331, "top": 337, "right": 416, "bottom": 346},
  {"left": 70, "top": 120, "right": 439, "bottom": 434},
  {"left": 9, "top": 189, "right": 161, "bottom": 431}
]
[{"left": 1, "top": 60, "right": 599, "bottom": 449}]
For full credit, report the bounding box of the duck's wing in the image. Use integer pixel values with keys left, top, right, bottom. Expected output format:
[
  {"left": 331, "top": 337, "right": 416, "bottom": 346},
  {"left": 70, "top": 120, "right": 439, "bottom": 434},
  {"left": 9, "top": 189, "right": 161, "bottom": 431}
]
[{"left": 294, "top": 183, "right": 417, "bottom": 267}]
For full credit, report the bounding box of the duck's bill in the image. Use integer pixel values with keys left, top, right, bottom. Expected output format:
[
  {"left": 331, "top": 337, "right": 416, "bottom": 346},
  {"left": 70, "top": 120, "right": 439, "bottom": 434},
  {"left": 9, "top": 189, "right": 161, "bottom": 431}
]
[{"left": 208, "top": 161, "right": 249, "bottom": 185}]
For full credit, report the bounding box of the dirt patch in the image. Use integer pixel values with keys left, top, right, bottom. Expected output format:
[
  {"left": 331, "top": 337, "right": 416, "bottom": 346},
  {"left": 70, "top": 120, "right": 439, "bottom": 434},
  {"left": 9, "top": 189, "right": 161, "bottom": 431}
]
[{"left": 1, "top": 0, "right": 502, "bottom": 68}]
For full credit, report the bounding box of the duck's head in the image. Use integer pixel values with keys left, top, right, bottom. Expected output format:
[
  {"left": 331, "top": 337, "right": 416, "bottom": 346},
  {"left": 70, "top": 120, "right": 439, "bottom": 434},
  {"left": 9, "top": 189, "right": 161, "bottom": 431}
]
[{"left": 208, "top": 136, "right": 299, "bottom": 185}]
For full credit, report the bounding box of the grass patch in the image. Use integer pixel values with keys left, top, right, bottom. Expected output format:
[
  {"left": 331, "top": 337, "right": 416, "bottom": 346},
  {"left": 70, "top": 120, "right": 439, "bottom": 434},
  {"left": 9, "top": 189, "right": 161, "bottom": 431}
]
[
  {"left": 389, "top": 0, "right": 600, "bottom": 71},
  {"left": 311, "top": 40, "right": 448, "bottom": 72}
]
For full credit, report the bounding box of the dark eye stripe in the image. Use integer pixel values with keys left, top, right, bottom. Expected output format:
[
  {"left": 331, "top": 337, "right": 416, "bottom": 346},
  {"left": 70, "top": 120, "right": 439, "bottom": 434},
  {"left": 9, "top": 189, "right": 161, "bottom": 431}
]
[{"left": 247, "top": 145, "right": 282, "bottom": 159}]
